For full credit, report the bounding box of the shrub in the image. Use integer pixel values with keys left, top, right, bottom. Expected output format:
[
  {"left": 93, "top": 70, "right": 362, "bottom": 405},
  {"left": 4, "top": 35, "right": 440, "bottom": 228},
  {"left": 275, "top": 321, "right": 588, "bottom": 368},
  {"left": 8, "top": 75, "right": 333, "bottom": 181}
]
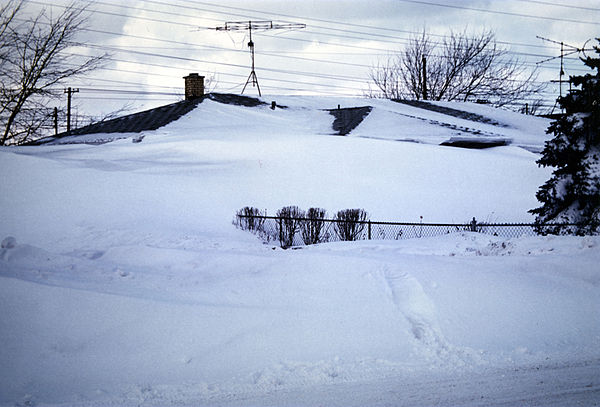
[
  {"left": 276, "top": 206, "right": 305, "bottom": 248},
  {"left": 235, "top": 206, "right": 265, "bottom": 233},
  {"left": 335, "top": 208, "right": 368, "bottom": 241},
  {"left": 301, "top": 207, "right": 327, "bottom": 245}
]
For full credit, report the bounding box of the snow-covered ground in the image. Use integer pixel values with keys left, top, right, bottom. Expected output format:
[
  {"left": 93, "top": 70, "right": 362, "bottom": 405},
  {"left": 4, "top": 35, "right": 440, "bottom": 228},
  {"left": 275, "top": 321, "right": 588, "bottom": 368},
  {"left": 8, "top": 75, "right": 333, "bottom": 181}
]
[{"left": 1, "top": 96, "right": 599, "bottom": 406}]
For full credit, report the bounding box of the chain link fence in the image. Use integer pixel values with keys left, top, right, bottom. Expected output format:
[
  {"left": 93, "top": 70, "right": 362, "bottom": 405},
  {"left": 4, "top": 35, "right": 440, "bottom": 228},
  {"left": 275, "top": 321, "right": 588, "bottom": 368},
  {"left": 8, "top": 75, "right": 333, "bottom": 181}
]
[{"left": 235, "top": 213, "right": 575, "bottom": 248}]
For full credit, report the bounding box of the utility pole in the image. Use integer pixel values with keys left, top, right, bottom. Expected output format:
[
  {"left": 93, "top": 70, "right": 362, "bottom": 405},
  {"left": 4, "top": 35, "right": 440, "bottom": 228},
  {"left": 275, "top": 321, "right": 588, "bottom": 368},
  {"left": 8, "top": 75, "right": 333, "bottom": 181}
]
[
  {"left": 215, "top": 21, "right": 305, "bottom": 96},
  {"left": 53, "top": 107, "right": 58, "bottom": 136},
  {"left": 559, "top": 41, "right": 564, "bottom": 100},
  {"left": 422, "top": 56, "right": 428, "bottom": 100},
  {"left": 64, "top": 87, "right": 79, "bottom": 135}
]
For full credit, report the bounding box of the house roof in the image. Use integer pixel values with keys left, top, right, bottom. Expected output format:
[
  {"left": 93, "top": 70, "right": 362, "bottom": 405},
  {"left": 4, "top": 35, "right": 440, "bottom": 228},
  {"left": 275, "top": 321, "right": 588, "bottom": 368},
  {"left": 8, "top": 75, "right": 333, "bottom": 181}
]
[
  {"left": 393, "top": 99, "right": 508, "bottom": 127},
  {"left": 326, "top": 106, "right": 373, "bottom": 135},
  {"left": 26, "top": 93, "right": 545, "bottom": 151},
  {"left": 30, "top": 93, "right": 267, "bottom": 145}
]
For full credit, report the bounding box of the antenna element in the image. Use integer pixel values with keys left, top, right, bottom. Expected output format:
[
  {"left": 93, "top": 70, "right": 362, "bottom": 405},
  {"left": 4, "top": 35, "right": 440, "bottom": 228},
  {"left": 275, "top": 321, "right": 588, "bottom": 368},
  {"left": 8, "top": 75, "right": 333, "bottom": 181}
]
[{"left": 215, "top": 20, "right": 306, "bottom": 96}]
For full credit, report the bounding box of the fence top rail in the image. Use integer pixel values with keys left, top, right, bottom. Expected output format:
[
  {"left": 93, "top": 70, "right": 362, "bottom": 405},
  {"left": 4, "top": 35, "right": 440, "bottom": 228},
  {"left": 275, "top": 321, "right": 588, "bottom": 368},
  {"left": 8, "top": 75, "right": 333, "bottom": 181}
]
[{"left": 236, "top": 214, "right": 579, "bottom": 228}]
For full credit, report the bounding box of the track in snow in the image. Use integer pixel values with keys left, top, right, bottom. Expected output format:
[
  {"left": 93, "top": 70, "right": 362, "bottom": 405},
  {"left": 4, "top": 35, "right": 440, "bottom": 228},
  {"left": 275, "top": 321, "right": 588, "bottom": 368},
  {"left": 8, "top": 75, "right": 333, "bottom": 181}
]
[{"left": 207, "top": 359, "right": 600, "bottom": 407}]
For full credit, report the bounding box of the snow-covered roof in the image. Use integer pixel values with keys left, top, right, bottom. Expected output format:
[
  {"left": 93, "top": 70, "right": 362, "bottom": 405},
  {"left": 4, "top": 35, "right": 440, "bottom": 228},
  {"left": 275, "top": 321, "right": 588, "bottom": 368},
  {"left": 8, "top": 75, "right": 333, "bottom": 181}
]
[
  {"left": 31, "top": 94, "right": 552, "bottom": 152},
  {"left": 30, "top": 93, "right": 270, "bottom": 145}
]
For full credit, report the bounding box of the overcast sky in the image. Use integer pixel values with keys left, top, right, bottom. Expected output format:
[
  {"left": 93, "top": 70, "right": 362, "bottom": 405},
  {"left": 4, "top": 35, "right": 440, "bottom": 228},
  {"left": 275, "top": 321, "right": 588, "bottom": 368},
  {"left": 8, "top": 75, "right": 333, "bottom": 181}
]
[{"left": 20, "top": 0, "right": 600, "bottom": 120}]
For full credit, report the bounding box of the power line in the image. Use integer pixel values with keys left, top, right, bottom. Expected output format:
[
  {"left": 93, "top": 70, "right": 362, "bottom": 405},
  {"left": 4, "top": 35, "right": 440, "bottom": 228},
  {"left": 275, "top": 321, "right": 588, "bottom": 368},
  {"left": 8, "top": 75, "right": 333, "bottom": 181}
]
[
  {"left": 71, "top": 35, "right": 587, "bottom": 98},
  {"left": 23, "top": 0, "right": 214, "bottom": 29},
  {"left": 68, "top": 53, "right": 370, "bottom": 93},
  {"left": 75, "top": 33, "right": 585, "bottom": 72},
  {"left": 79, "top": 58, "right": 561, "bottom": 98},
  {"left": 77, "top": 96, "right": 178, "bottom": 101},
  {"left": 169, "top": 0, "right": 562, "bottom": 50},
  {"left": 513, "top": 0, "right": 600, "bottom": 12},
  {"left": 82, "top": 41, "right": 375, "bottom": 69},
  {"left": 74, "top": 76, "right": 182, "bottom": 90},
  {"left": 80, "top": 44, "right": 368, "bottom": 83},
  {"left": 21, "top": 0, "right": 589, "bottom": 109},
  {"left": 29, "top": 0, "right": 592, "bottom": 66},
  {"left": 87, "top": 43, "right": 573, "bottom": 87},
  {"left": 393, "top": 0, "right": 600, "bottom": 26},
  {"left": 90, "top": 0, "right": 578, "bottom": 53},
  {"left": 76, "top": 88, "right": 181, "bottom": 96},
  {"left": 254, "top": 31, "right": 586, "bottom": 69},
  {"left": 34, "top": 0, "right": 586, "bottom": 70}
]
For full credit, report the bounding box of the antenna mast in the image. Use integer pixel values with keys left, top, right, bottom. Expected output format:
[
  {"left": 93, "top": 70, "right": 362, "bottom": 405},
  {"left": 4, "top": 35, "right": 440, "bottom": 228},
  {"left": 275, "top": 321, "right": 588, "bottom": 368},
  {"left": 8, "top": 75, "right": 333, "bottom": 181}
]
[
  {"left": 536, "top": 36, "right": 593, "bottom": 113},
  {"left": 215, "top": 20, "right": 305, "bottom": 96}
]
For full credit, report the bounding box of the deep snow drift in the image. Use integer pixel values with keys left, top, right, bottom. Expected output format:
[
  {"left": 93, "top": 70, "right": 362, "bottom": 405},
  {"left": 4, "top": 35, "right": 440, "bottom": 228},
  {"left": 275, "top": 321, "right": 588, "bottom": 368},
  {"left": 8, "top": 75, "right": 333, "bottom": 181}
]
[{"left": 1, "top": 96, "right": 598, "bottom": 406}]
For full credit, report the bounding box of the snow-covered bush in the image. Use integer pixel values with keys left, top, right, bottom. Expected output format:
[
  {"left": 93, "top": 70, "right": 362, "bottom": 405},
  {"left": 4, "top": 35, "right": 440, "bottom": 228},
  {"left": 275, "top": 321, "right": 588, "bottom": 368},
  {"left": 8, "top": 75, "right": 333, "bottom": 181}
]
[
  {"left": 301, "top": 207, "right": 327, "bottom": 245},
  {"left": 276, "top": 206, "right": 305, "bottom": 248},
  {"left": 530, "top": 39, "right": 600, "bottom": 235},
  {"left": 334, "top": 209, "right": 369, "bottom": 241}
]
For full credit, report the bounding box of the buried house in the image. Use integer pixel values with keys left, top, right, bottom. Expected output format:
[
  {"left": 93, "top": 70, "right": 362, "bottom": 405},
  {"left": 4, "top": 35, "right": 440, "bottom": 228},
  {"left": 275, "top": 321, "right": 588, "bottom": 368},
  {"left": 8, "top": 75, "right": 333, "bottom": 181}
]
[{"left": 30, "top": 73, "right": 551, "bottom": 152}]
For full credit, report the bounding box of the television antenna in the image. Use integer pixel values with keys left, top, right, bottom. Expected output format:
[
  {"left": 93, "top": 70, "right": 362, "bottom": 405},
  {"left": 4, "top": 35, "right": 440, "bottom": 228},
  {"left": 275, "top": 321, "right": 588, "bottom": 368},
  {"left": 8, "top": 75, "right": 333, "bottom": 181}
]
[
  {"left": 215, "top": 20, "right": 305, "bottom": 96},
  {"left": 536, "top": 36, "right": 594, "bottom": 112}
]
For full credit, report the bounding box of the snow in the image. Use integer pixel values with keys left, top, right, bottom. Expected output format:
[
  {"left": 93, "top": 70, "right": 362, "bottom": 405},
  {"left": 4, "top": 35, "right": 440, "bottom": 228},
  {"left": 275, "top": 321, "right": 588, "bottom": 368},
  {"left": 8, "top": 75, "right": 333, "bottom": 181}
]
[{"left": 1, "top": 95, "right": 599, "bottom": 406}]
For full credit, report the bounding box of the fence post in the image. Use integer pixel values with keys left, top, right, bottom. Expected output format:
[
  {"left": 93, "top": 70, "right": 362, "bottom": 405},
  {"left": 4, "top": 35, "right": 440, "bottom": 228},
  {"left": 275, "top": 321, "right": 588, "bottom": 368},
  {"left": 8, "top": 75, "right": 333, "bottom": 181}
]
[
  {"left": 368, "top": 220, "right": 372, "bottom": 240},
  {"left": 470, "top": 217, "right": 477, "bottom": 232},
  {"left": 278, "top": 217, "right": 283, "bottom": 247}
]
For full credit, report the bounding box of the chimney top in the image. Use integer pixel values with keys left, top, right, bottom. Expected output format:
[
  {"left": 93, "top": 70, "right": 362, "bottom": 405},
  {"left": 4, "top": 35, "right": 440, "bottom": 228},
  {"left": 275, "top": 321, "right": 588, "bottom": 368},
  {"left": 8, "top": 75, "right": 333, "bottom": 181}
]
[{"left": 183, "top": 73, "right": 205, "bottom": 100}]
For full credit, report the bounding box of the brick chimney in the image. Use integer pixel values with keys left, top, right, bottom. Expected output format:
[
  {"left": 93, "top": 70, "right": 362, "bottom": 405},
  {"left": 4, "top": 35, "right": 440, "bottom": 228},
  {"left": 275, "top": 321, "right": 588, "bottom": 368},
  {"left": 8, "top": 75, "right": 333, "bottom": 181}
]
[{"left": 183, "top": 73, "right": 205, "bottom": 100}]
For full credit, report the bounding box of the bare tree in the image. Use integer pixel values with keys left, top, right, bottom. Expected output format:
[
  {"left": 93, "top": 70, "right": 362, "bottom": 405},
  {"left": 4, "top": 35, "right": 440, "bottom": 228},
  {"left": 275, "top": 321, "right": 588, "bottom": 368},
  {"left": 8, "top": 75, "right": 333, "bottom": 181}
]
[
  {"left": 0, "top": 1, "right": 105, "bottom": 145},
  {"left": 369, "top": 29, "right": 544, "bottom": 108},
  {"left": 0, "top": 1, "right": 20, "bottom": 64}
]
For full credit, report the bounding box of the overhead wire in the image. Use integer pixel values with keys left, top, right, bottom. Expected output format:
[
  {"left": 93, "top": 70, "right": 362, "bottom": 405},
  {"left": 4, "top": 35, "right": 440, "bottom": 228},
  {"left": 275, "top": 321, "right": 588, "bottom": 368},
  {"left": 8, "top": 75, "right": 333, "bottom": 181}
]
[
  {"left": 29, "top": 0, "right": 588, "bottom": 73},
  {"left": 66, "top": 53, "right": 372, "bottom": 94},
  {"left": 20, "top": 0, "right": 594, "bottom": 111},
  {"left": 46, "top": 0, "right": 584, "bottom": 57},
  {"left": 501, "top": 0, "right": 600, "bottom": 13},
  {"left": 392, "top": 0, "right": 600, "bottom": 26},
  {"left": 29, "top": 0, "right": 593, "bottom": 64},
  {"left": 168, "top": 0, "right": 589, "bottom": 48},
  {"left": 78, "top": 42, "right": 575, "bottom": 89},
  {"left": 78, "top": 44, "right": 370, "bottom": 83}
]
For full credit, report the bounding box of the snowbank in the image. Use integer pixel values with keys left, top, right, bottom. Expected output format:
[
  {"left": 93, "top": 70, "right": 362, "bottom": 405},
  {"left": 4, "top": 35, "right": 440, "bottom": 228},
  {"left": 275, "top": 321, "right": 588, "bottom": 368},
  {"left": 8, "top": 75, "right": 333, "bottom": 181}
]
[
  {"left": 1, "top": 96, "right": 598, "bottom": 406},
  {"left": 1, "top": 233, "right": 599, "bottom": 406}
]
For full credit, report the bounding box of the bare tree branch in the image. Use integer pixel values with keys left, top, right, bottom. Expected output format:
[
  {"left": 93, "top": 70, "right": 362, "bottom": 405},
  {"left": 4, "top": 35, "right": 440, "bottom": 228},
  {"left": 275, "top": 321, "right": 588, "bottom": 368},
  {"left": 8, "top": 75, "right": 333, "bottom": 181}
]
[
  {"left": 369, "top": 29, "right": 545, "bottom": 109},
  {"left": 1, "top": 1, "right": 106, "bottom": 145}
]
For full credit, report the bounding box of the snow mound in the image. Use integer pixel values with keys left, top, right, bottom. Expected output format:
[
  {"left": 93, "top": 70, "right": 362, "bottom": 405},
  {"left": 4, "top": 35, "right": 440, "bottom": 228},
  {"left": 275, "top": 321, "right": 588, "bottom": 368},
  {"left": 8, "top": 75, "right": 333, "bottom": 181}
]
[
  {"left": 309, "top": 232, "right": 599, "bottom": 258},
  {"left": 1, "top": 94, "right": 598, "bottom": 406}
]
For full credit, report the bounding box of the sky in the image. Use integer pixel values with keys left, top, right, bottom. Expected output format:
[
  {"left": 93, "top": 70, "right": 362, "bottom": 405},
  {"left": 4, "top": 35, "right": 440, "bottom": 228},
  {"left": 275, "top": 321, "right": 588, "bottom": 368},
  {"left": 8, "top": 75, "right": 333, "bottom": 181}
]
[{"left": 18, "top": 0, "right": 600, "bottom": 124}]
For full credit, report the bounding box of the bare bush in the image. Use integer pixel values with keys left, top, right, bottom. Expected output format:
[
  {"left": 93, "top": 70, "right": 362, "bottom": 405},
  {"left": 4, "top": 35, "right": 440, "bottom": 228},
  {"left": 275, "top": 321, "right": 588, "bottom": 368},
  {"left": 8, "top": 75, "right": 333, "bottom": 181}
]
[
  {"left": 234, "top": 206, "right": 265, "bottom": 233},
  {"left": 335, "top": 209, "right": 369, "bottom": 241},
  {"left": 301, "top": 207, "right": 327, "bottom": 245},
  {"left": 276, "top": 206, "right": 304, "bottom": 248}
]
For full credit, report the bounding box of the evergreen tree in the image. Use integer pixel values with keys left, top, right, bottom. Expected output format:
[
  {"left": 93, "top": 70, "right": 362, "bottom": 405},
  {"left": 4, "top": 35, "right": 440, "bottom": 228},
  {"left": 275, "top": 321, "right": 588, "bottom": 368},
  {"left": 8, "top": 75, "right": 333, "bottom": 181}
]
[{"left": 530, "top": 39, "right": 600, "bottom": 235}]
